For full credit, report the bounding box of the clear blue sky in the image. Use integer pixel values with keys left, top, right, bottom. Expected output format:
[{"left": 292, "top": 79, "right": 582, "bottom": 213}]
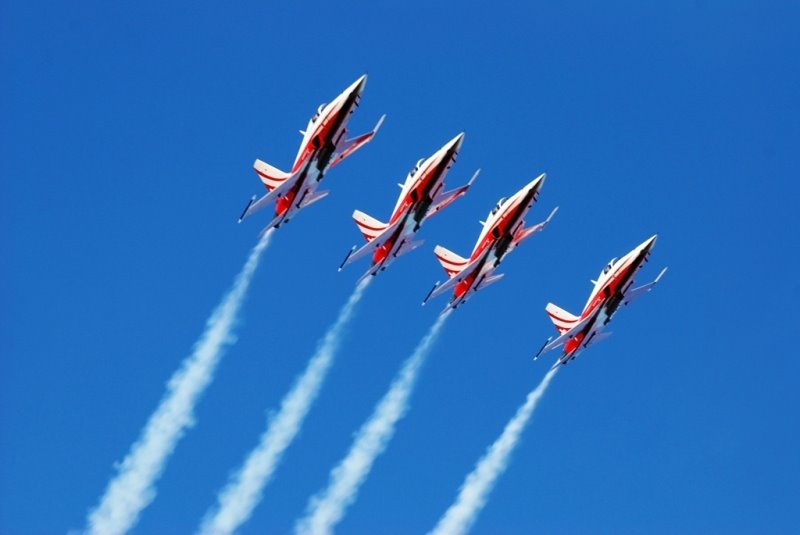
[{"left": 3, "top": 1, "right": 799, "bottom": 533}]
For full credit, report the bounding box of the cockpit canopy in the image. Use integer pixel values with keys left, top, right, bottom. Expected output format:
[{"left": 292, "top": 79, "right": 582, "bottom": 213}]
[
  {"left": 602, "top": 257, "right": 618, "bottom": 275},
  {"left": 311, "top": 103, "right": 326, "bottom": 123},
  {"left": 490, "top": 197, "right": 507, "bottom": 217},
  {"left": 410, "top": 157, "right": 426, "bottom": 177}
]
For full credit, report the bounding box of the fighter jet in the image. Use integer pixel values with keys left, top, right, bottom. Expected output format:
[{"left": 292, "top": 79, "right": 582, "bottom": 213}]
[
  {"left": 238, "top": 74, "right": 385, "bottom": 231},
  {"left": 338, "top": 133, "right": 479, "bottom": 279},
  {"left": 423, "top": 174, "right": 557, "bottom": 310},
  {"left": 534, "top": 235, "right": 667, "bottom": 369}
]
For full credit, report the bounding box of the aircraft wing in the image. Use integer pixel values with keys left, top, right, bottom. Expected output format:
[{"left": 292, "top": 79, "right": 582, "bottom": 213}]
[
  {"left": 357, "top": 239, "right": 424, "bottom": 280},
  {"left": 329, "top": 114, "right": 386, "bottom": 169},
  {"left": 513, "top": 206, "right": 558, "bottom": 245},
  {"left": 339, "top": 239, "right": 379, "bottom": 271},
  {"left": 256, "top": 171, "right": 297, "bottom": 208},
  {"left": 339, "top": 216, "right": 404, "bottom": 271},
  {"left": 238, "top": 191, "right": 272, "bottom": 223},
  {"left": 240, "top": 162, "right": 303, "bottom": 222},
  {"left": 427, "top": 169, "right": 480, "bottom": 218},
  {"left": 622, "top": 267, "right": 668, "bottom": 306},
  {"left": 423, "top": 254, "right": 484, "bottom": 304},
  {"left": 535, "top": 311, "right": 596, "bottom": 359}
]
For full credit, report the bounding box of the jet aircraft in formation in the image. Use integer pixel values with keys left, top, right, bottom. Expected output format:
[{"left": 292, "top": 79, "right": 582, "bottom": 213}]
[
  {"left": 534, "top": 235, "right": 667, "bottom": 368},
  {"left": 423, "top": 174, "right": 558, "bottom": 310},
  {"left": 339, "top": 133, "right": 479, "bottom": 280},
  {"left": 238, "top": 74, "right": 385, "bottom": 232},
  {"left": 238, "top": 74, "right": 666, "bottom": 367}
]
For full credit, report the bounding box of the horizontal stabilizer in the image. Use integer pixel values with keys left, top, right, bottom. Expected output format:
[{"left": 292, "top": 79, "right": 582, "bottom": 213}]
[
  {"left": 260, "top": 210, "right": 288, "bottom": 234},
  {"left": 476, "top": 272, "right": 504, "bottom": 291},
  {"left": 358, "top": 237, "right": 425, "bottom": 279},
  {"left": 299, "top": 189, "right": 329, "bottom": 209},
  {"left": 396, "top": 239, "right": 424, "bottom": 257},
  {"left": 585, "top": 331, "right": 612, "bottom": 348},
  {"left": 353, "top": 210, "right": 388, "bottom": 242}
]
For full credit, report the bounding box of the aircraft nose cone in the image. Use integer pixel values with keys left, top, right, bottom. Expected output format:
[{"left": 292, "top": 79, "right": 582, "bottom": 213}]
[
  {"left": 529, "top": 172, "right": 547, "bottom": 190},
  {"left": 448, "top": 132, "right": 465, "bottom": 150},
  {"left": 350, "top": 74, "right": 368, "bottom": 95},
  {"left": 641, "top": 233, "right": 658, "bottom": 251}
]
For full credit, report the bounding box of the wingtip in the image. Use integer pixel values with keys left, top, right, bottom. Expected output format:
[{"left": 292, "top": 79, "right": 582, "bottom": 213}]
[
  {"left": 374, "top": 114, "right": 386, "bottom": 132},
  {"left": 238, "top": 195, "right": 258, "bottom": 224},
  {"left": 534, "top": 336, "right": 552, "bottom": 360},
  {"left": 422, "top": 280, "right": 441, "bottom": 306}
]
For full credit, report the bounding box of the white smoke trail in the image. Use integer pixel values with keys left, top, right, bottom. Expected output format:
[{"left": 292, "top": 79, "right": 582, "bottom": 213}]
[
  {"left": 197, "top": 277, "right": 371, "bottom": 535},
  {"left": 85, "top": 231, "right": 274, "bottom": 535},
  {"left": 295, "top": 311, "right": 451, "bottom": 535},
  {"left": 428, "top": 365, "right": 559, "bottom": 535}
]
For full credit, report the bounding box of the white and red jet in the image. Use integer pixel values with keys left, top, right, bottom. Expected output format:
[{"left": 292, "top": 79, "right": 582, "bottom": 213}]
[
  {"left": 238, "top": 74, "right": 385, "bottom": 232},
  {"left": 534, "top": 235, "right": 667, "bottom": 369},
  {"left": 423, "top": 174, "right": 558, "bottom": 310},
  {"left": 338, "top": 133, "right": 479, "bottom": 279}
]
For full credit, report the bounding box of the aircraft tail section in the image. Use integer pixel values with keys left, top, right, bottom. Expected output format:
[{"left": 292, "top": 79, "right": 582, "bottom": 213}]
[
  {"left": 254, "top": 159, "right": 291, "bottom": 191},
  {"left": 546, "top": 302, "right": 580, "bottom": 334},
  {"left": 353, "top": 210, "right": 388, "bottom": 242},
  {"left": 434, "top": 245, "right": 469, "bottom": 277}
]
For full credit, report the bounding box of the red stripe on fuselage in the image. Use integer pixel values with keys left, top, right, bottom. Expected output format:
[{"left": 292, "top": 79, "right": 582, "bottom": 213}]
[
  {"left": 582, "top": 256, "right": 640, "bottom": 318},
  {"left": 388, "top": 154, "right": 450, "bottom": 225},
  {"left": 292, "top": 91, "right": 357, "bottom": 173},
  {"left": 470, "top": 195, "right": 528, "bottom": 261},
  {"left": 292, "top": 122, "right": 326, "bottom": 173}
]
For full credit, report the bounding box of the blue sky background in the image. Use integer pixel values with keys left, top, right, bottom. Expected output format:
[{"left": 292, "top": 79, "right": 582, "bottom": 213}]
[{"left": 3, "top": 1, "right": 799, "bottom": 533}]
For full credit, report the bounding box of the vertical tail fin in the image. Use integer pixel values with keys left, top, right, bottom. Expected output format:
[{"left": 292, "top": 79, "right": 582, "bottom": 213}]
[
  {"left": 545, "top": 303, "right": 579, "bottom": 334},
  {"left": 253, "top": 159, "right": 291, "bottom": 191},
  {"left": 353, "top": 210, "right": 388, "bottom": 242},
  {"left": 433, "top": 245, "right": 468, "bottom": 277}
]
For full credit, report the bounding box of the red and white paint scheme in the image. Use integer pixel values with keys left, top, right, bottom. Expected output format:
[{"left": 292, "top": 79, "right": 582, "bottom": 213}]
[
  {"left": 238, "top": 74, "right": 385, "bottom": 232},
  {"left": 338, "top": 133, "right": 479, "bottom": 279},
  {"left": 423, "top": 174, "right": 558, "bottom": 310},
  {"left": 534, "top": 235, "right": 667, "bottom": 369}
]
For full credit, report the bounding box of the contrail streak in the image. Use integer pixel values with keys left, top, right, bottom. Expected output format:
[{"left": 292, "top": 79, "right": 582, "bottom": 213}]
[
  {"left": 85, "top": 231, "right": 274, "bottom": 535},
  {"left": 198, "top": 277, "right": 371, "bottom": 535},
  {"left": 428, "top": 365, "right": 559, "bottom": 535},
  {"left": 295, "top": 311, "right": 451, "bottom": 535}
]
